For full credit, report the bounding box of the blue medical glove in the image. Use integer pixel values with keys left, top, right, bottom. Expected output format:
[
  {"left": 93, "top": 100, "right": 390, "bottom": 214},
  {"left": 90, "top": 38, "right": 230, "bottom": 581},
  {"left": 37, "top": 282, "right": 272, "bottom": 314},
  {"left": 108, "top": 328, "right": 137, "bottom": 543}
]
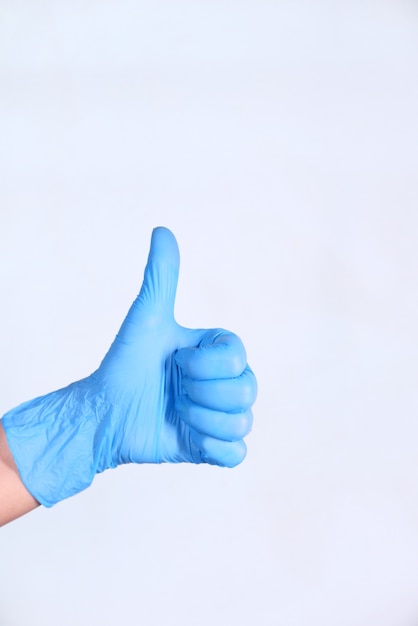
[{"left": 1, "top": 227, "right": 257, "bottom": 507}]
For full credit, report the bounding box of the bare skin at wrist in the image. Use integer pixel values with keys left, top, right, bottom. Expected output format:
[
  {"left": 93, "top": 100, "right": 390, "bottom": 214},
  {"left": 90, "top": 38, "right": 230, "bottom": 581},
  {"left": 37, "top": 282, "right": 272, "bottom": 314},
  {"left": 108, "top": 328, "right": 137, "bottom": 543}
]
[{"left": 0, "top": 422, "right": 39, "bottom": 527}]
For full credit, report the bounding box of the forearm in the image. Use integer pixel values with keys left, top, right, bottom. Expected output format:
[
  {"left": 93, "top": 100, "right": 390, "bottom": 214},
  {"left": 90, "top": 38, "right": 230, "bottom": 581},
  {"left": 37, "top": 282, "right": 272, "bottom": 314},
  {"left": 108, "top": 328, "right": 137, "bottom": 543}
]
[{"left": 0, "top": 422, "right": 39, "bottom": 527}]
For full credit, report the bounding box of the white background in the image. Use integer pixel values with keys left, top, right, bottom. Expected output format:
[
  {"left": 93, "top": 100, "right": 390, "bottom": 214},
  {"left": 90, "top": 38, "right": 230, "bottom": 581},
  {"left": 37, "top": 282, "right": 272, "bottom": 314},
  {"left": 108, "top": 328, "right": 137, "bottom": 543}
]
[{"left": 1, "top": 1, "right": 418, "bottom": 624}]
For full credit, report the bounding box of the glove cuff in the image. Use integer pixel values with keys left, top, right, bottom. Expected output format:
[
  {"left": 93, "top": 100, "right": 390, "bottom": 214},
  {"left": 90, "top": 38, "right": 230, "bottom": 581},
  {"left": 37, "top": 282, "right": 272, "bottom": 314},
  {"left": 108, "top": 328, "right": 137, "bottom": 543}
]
[{"left": 1, "top": 378, "right": 113, "bottom": 507}]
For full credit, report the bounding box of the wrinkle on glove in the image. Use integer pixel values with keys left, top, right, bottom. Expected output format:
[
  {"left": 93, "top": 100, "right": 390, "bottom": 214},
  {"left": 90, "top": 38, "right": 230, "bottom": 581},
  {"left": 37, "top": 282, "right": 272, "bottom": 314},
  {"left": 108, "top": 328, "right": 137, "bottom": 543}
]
[{"left": 1, "top": 227, "right": 257, "bottom": 507}]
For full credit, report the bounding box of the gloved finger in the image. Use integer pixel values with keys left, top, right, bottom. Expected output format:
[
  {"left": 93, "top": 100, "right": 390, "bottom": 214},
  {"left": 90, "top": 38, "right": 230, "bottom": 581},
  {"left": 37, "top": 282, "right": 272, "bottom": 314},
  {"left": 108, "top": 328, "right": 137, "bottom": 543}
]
[
  {"left": 174, "top": 329, "right": 247, "bottom": 380},
  {"left": 128, "top": 226, "right": 180, "bottom": 323},
  {"left": 181, "top": 365, "right": 257, "bottom": 412},
  {"left": 190, "top": 431, "right": 247, "bottom": 467},
  {"left": 116, "top": 227, "right": 180, "bottom": 344},
  {"left": 136, "top": 225, "right": 180, "bottom": 315},
  {"left": 176, "top": 395, "right": 253, "bottom": 442}
]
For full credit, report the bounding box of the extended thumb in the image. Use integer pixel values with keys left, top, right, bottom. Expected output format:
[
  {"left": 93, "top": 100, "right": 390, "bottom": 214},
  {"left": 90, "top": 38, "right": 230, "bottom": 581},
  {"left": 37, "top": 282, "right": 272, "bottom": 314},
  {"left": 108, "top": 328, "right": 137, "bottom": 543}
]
[{"left": 136, "top": 226, "right": 180, "bottom": 317}]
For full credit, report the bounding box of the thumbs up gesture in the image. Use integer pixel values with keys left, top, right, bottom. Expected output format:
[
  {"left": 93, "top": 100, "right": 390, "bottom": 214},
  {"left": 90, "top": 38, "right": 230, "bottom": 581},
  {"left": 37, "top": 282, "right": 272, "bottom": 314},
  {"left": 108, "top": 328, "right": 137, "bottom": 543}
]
[{"left": 1, "top": 228, "right": 257, "bottom": 508}]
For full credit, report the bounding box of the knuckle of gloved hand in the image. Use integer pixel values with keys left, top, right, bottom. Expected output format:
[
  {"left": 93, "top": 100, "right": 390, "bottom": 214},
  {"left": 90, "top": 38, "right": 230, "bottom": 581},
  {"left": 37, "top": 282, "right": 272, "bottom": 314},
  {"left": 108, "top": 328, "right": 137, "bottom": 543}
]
[
  {"left": 226, "top": 410, "right": 253, "bottom": 441},
  {"left": 228, "top": 350, "right": 247, "bottom": 378},
  {"left": 223, "top": 440, "right": 247, "bottom": 467},
  {"left": 236, "top": 373, "right": 257, "bottom": 410}
]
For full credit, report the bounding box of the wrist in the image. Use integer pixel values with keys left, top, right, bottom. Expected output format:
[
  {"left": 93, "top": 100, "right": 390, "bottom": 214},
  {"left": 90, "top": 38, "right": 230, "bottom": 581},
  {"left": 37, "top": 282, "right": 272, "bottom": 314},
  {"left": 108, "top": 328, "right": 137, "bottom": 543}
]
[
  {"left": 0, "top": 422, "right": 39, "bottom": 525},
  {"left": 1, "top": 378, "right": 109, "bottom": 507}
]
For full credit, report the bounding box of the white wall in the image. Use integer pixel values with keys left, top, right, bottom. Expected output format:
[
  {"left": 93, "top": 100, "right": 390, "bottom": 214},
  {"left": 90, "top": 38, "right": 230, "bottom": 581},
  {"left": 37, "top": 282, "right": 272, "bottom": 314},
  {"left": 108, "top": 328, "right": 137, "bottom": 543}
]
[{"left": 1, "top": 2, "right": 418, "bottom": 624}]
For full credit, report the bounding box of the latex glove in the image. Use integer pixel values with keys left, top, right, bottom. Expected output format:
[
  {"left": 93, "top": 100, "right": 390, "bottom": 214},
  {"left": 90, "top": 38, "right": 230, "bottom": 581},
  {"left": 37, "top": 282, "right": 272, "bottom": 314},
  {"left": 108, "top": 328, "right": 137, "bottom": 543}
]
[{"left": 1, "top": 228, "right": 257, "bottom": 508}]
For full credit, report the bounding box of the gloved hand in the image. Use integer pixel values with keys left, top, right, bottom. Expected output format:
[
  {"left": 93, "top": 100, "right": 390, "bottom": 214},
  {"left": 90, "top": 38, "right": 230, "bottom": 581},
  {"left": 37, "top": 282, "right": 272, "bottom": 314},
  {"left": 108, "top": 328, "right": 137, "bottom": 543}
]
[{"left": 1, "top": 227, "right": 257, "bottom": 507}]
